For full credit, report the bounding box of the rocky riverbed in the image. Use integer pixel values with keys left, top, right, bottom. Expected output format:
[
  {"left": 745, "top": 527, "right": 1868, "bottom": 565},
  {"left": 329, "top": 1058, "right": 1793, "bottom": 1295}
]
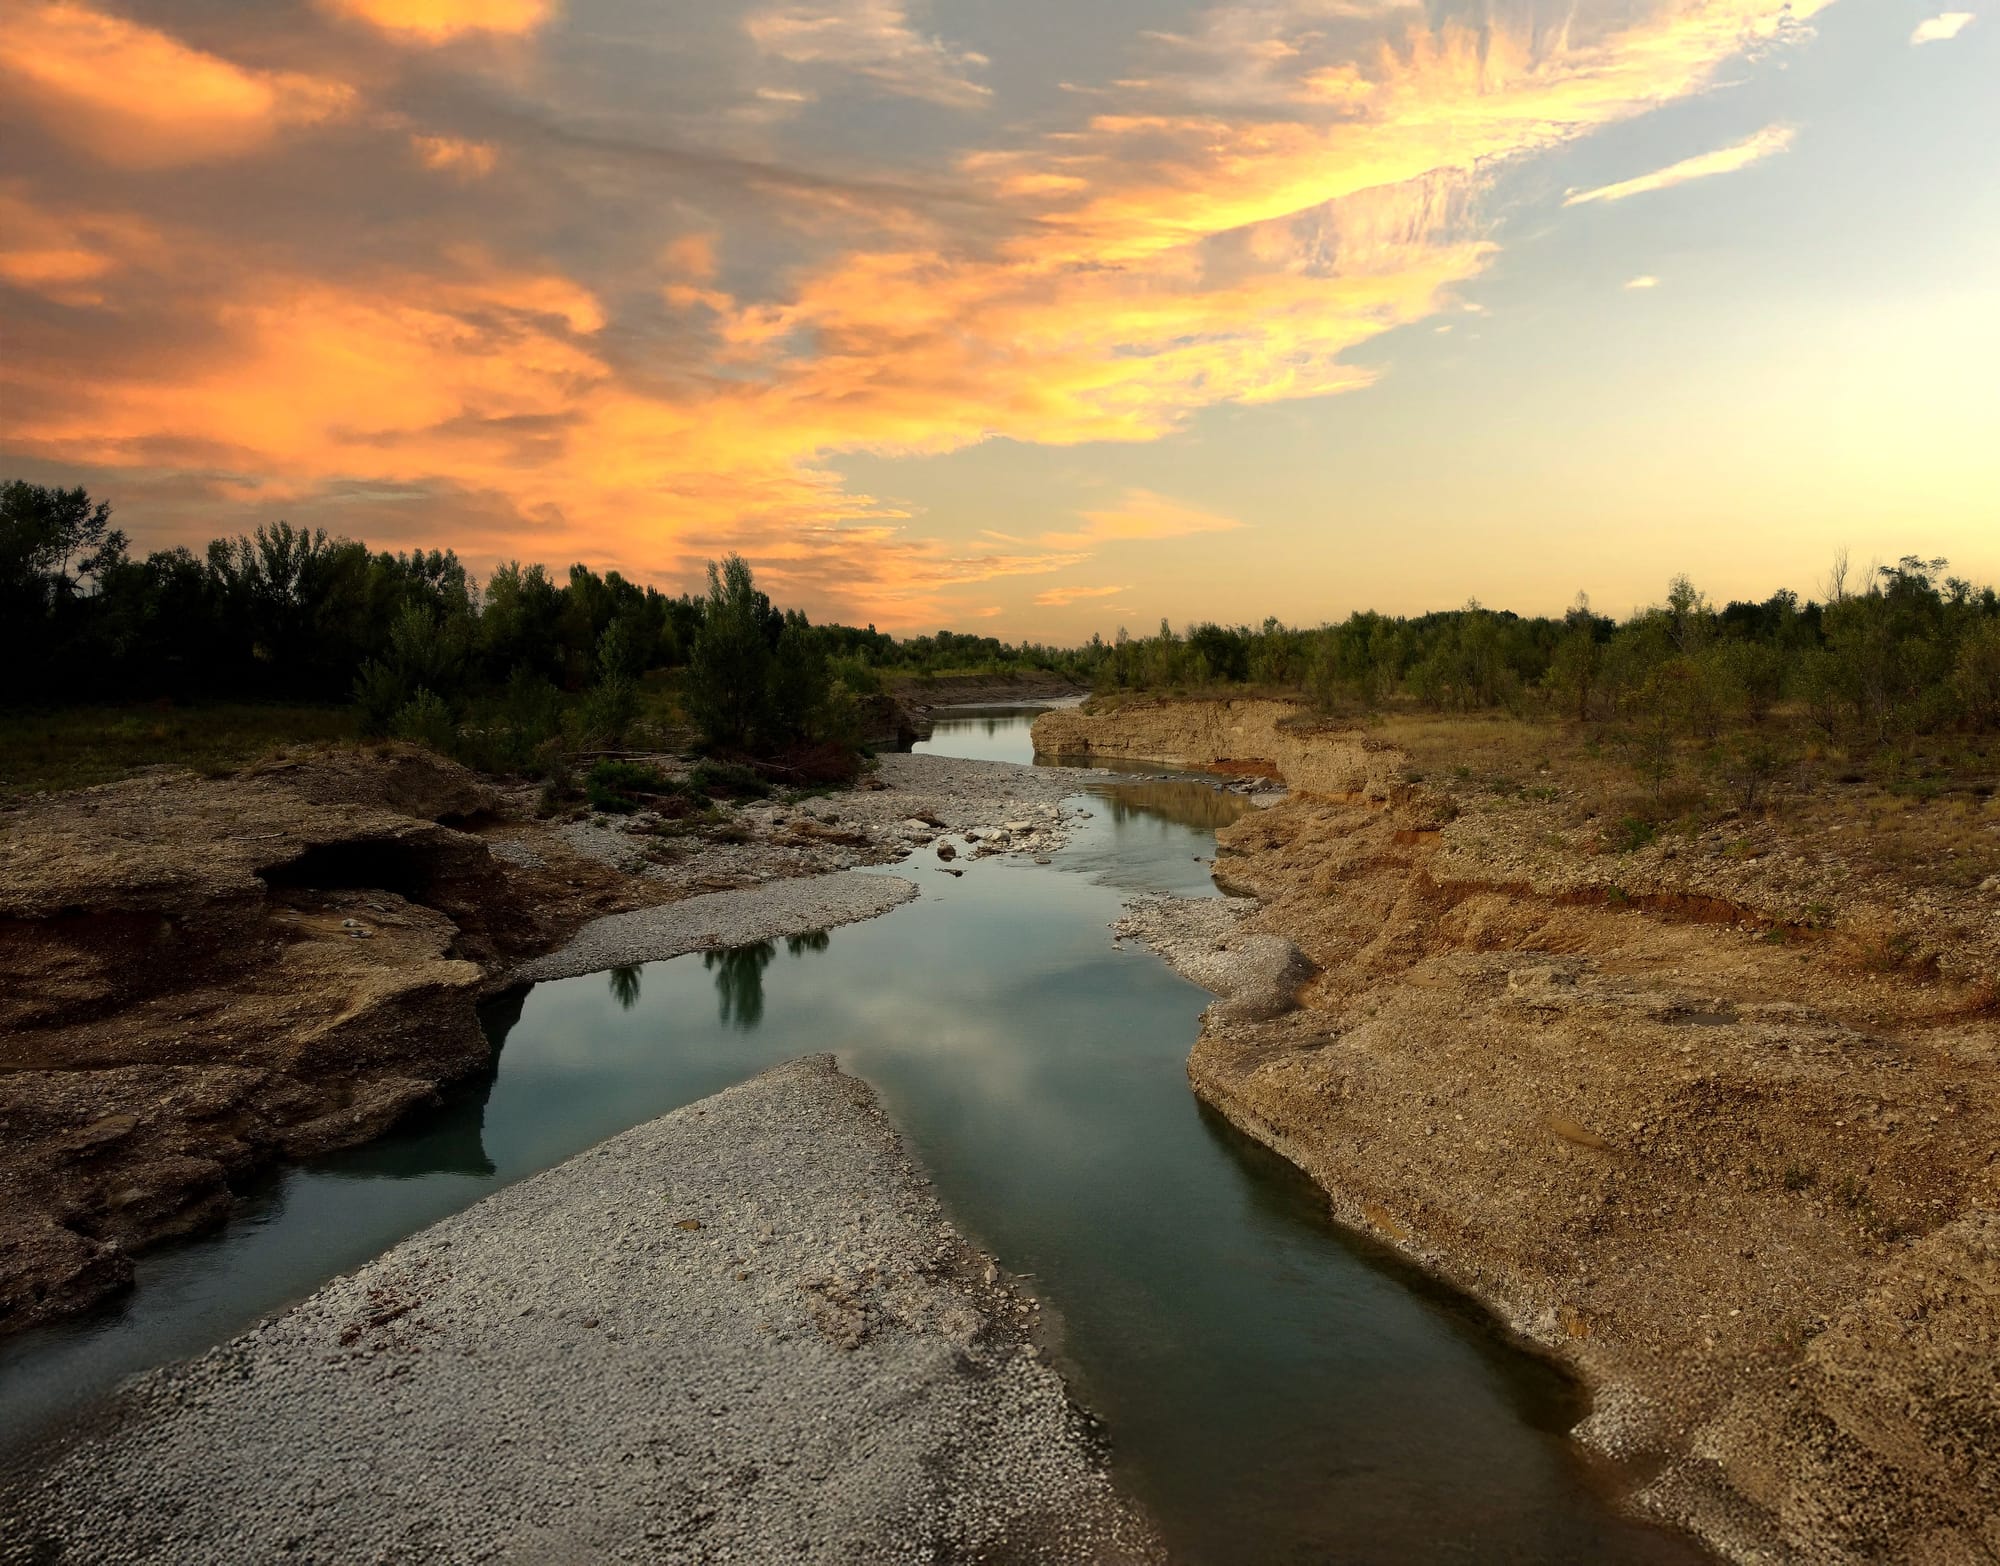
[
  {"left": 0, "top": 745, "right": 1112, "bottom": 1335},
  {"left": 1050, "top": 696, "right": 2000, "bottom": 1566},
  {"left": 1, "top": 1056, "right": 1163, "bottom": 1566}
]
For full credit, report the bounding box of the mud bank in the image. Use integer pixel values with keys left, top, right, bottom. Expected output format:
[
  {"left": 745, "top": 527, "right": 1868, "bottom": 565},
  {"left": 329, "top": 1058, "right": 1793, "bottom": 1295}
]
[
  {"left": 1067, "top": 698, "right": 2000, "bottom": 1566},
  {"left": 2, "top": 1056, "right": 1162, "bottom": 1566}
]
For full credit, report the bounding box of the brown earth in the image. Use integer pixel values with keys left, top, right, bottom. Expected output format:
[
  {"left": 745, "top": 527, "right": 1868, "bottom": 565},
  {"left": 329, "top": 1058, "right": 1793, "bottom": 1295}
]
[
  {"left": 1040, "top": 698, "right": 2000, "bottom": 1566},
  {"left": 0, "top": 745, "right": 671, "bottom": 1336}
]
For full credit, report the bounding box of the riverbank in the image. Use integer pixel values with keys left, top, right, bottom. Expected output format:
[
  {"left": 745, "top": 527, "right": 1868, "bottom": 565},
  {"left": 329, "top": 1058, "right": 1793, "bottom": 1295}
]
[
  {"left": 1043, "top": 697, "right": 2000, "bottom": 1565},
  {"left": 2, "top": 1055, "right": 1162, "bottom": 1565},
  {"left": 0, "top": 744, "right": 1096, "bottom": 1334}
]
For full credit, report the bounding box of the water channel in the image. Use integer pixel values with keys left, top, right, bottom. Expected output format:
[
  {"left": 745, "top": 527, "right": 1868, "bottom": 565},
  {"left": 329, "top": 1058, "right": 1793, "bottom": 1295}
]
[{"left": 0, "top": 708, "right": 1704, "bottom": 1563}]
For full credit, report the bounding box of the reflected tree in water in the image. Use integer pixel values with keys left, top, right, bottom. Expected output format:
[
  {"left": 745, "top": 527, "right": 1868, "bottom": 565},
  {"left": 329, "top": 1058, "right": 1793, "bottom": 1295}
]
[
  {"left": 704, "top": 941, "right": 776, "bottom": 1029},
  {"left": 607, "top": 966, "right": 642, "bottom": 1010},
  {"left": 786, "top": 929, "right": 830, "bottom": 956}
]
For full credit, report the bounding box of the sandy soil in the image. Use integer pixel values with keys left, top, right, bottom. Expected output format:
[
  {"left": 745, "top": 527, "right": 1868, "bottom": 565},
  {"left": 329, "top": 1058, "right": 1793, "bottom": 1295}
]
[
  {"left": 1045, "top": 697, "right": 2000, "bottom": 1566},
  {"left": 1, "top": 1056, "right": 1163, "bottom": 1566}
]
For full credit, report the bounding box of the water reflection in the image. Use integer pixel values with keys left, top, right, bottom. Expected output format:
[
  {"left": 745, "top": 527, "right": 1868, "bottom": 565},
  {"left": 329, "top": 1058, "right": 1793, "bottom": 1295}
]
[
  {"left": 1094, "top": 778, "right": 1254, "bottom": 832},
  {"left": 704, "top": 942, "right": 775, "bottom": 1029},
  {"left": 607, "top": 966, "right": 642, "bottom": 1010}
]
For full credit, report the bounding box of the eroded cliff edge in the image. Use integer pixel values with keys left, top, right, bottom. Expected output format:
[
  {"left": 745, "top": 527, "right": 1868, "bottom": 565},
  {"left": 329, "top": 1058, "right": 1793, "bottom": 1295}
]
[{"left": 1041, "top": 697, "right": 2000, "bottom": 1566}]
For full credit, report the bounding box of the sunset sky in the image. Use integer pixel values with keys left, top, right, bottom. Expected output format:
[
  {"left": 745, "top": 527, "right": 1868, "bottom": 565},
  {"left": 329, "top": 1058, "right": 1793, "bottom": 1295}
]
[{"left": 1, "top": 0, "right": 1994, "bottom": 636}]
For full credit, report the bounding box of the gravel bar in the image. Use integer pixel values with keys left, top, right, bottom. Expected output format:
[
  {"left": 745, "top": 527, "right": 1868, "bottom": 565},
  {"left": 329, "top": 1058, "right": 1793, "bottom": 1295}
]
[
  {"left": 3, "top": 1056, "right": 1162, "bottom": 1566},
  {"left": 514, "top": 870, "right": 919, "bottom": 983}
]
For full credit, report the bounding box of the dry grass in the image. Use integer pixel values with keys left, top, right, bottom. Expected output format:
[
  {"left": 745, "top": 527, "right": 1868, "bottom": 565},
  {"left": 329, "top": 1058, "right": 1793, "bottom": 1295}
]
[
  {"left": 1369, "top": 706, "right": 2000, "bottom": 891},
  {"left": 0, "top": 702, "right": 361, "bottom": 799}
]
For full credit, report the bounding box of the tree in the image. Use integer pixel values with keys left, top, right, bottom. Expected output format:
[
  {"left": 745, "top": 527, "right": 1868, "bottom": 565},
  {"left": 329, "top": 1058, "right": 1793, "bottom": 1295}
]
[{"left": 686, "top": 554, "right": 777, "bottom": 751}]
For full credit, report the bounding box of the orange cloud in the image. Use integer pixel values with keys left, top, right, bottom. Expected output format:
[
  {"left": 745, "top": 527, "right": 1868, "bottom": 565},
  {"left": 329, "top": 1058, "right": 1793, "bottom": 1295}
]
[
  {"left": 1034, "top": 583, "right": 1131, "bottom": 607},
  {"left": 318, "top": 0, "right": 555, "bottom": 43},
  {"left": 0, "top": 2, "right": 354, "bottom": 167},
  {"left": 0, "top": 185, "right": 156, "bottom": 305},
  {"left": 412, "top": 135, "right": 499, "bottom": 178},
  {"left": 1051, "top": 490, "right": 1246, "bottom": 547},
  {"left": 0, "top": 0, "right": 1835, "bottom": 626}
]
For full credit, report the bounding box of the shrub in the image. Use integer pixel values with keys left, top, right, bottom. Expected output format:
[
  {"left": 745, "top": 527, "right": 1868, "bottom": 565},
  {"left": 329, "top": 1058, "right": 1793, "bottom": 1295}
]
[
  {"left": 687, "top": 759, "right": 771, "bottom": 800},
  {"left": 586, "top": 759, "right": 678, "bottom": 814},
  {"left": 390, "top": 688, "right": 457, "bottom": 752},
  {"left": 1608, "top": 816, "right": 1658, "bottom": 853}
]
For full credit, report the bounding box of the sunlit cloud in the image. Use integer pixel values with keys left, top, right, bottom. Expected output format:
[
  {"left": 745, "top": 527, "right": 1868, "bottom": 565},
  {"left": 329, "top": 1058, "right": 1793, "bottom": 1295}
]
[
  {"left": 1564, "top": 123, "right": 1795, "bottom": 206},
  {"left": 0, "top": 0, "right": 1842, "bottom": 625},
  {"left": 1034, "top": 583, "right": 1131, "bottom": 607},
  {"left": 318, "top": 0, "right": 556, "bottom": 43},
  {"left": 747, "top": 1, "right": 991, "bottom": 107},
  {"left": 0, "top": 184, "right": 155, "bottom": 306},
  {"left": 1042, "top": 490, "right": 1246, "bottom": 549},
  {"left": 412, "top": 136, "right": 499, "bottom": 178},
  {"left": 0, "top": 2, "right": 354, "bottom": 167},
  {"left": 1910, "top": 11, "right": 1975, "bottom": 43},
  {"left": 1625, "top": 274, "right": 1661, "bottom": 288}
]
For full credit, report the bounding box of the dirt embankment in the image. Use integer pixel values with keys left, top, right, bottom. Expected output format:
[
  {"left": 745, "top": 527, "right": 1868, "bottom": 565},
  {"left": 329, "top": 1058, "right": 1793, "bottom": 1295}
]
[
  {"left": 0, "top": 747, "right": 670, "bottom": 1336},
  {"left": 1032, "top": 695, "right": 1402, "bottom": 797},
  {"left": 1053, "top": 698, "right": 2000, "bottom": 1566}
]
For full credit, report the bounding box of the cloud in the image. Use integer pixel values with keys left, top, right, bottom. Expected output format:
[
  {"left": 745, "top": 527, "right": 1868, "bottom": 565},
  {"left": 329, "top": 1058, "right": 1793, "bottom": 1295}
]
[
  {"left": 0, "top": 184, "right": 157, "bottom": 306},
  {"left": 747, "top": 1, "right": 991, "bottom": 107},
  {"left": 412, "top": 136, "right": 499, "bottom": 178},
  {"left": 0, "top": 3, "right": 354, "bottom": 167},
  {"left": 1034, "top": 583, "right": 1131, "bottom": 607},
  {"left": 1910, "top": 11, "right": 1976, "bottom": 43},
  {"left": 318, "top": 0, "right": 555, "bottom": 43},
  {"left": 0, "top": 0, "right": 1836, "bottom": 625},
  {"left": 1625, "top": 274, "right": 1660, "bottom": 288},
  {"left": 1564, "top": 124, "right": 1795, "bottom": 206},
  {"left": 1041, "top": 490, "right": 1246, "bottom": 549}
]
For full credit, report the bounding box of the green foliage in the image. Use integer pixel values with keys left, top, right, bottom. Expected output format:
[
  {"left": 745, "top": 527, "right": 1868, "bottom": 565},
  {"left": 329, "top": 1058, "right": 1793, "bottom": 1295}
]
[
  {"left": 687, "top": 759, "right": 772, "bottom": 799},
  {"left": 586, "top": 759, "right": 678, "bottom": 814},
  {"left": 1609, "top": 816, "right": 1658, "bottom": 853},
  {"left": 687, "top": 554, "right": 778, "bottom": 751},
  {"left": 390, "top": 688, "right": 457, "bottom": 752}
]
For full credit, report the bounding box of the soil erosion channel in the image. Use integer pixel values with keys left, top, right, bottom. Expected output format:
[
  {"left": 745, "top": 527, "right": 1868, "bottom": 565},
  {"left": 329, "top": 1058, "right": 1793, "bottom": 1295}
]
[{"left": 2, "top": 712, "right": 1702, "bottom": 1564}]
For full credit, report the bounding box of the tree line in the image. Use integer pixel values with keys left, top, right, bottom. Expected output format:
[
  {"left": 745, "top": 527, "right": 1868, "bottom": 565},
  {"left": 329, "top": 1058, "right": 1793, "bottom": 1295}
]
[
  {"left": 7, "top": 480, "right": 1997, "bottom": 778},
  {"left": 1091, "top": 555, "right": 2000, "bottom": 750},
  {"left": 0, "top": 480, "right": 1086, "bottom": 778}
]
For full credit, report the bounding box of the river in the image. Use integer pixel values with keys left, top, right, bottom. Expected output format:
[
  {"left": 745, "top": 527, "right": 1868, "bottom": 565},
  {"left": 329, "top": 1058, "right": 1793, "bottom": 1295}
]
[{"left": 0, "top": 708, "right": 1704, "bottom": 1563}]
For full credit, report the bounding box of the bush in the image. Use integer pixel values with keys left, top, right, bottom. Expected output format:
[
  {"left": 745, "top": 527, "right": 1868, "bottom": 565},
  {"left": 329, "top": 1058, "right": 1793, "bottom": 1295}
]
[
  {"left": 390, "top": 688, "right": 457, "bottom": 752},
  {"left": 352, "top": 660, "right": 406, "bottom": 737},
  {"left": 575, "top": 674, "right": 638, "bottom": 747},
  {"left": 1608, "top": 816, "right": 1658, "bottom": 853},
  {"left": 586, "top": 759, "right": 678, "bottom": 814},
  {"left": 687, "top": 760, "right": 771, "bottom": 800}
]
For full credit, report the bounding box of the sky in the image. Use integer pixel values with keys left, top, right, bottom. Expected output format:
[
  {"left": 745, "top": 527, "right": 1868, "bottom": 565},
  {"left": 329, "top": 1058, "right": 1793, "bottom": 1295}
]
[{"left": 1, "top": 0, "right": 1995, "bottom": 638}]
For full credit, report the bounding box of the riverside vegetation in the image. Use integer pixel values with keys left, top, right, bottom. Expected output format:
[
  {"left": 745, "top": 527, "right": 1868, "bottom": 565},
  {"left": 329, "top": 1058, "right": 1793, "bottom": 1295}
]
[{"left": 8, "top": 479, "right": 1998, "bottom": 825}]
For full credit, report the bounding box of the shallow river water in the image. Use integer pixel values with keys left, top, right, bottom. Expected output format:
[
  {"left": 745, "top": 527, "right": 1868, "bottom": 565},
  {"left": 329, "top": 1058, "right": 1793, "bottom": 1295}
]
[{"left": 2, "top": 710, "right": 1705, "bottom": 1563}]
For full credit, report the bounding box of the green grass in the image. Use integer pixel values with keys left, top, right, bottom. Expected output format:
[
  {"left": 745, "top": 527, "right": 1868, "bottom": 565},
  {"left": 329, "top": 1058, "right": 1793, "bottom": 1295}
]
[{"left": 0, "top": 702, "right": 360, "bottom": 798}]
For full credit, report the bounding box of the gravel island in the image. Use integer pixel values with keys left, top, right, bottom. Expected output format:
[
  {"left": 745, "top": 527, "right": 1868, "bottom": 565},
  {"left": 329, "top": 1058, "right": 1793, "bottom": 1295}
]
[{"left": 3, "top": 1056, "right": 1161, "bottom": 1566}]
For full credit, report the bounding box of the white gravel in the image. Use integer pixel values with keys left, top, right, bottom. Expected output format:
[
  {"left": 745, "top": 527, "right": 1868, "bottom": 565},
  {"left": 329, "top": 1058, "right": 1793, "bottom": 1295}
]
[
  {"left": 2, "top": 1057, "right": 1162, "bottom": 1566},
  {"left": 515, "top": 870, "right": 919, "bottom": 983},
  {"left": 1115, "top": 895, "right": 1317, "bottom": 1022},
  {"left": 546, "top": 753, "right": 1105, "bottom": 893}
]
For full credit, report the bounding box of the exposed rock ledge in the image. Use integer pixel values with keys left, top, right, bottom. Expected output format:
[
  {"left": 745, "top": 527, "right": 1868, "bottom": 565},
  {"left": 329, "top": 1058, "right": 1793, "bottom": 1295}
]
[
  {"left": 2, "top": 1056, "right": 1163, "bottom": 1565},
  {"left": 1078, "top": 697, "right": 2000, "bottom": 1566}
]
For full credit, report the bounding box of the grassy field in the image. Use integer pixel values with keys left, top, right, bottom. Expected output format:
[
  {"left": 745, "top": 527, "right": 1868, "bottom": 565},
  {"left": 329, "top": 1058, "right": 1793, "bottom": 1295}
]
[{"left": 0, "top": 703, "right": 361, "bottom": 798}]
